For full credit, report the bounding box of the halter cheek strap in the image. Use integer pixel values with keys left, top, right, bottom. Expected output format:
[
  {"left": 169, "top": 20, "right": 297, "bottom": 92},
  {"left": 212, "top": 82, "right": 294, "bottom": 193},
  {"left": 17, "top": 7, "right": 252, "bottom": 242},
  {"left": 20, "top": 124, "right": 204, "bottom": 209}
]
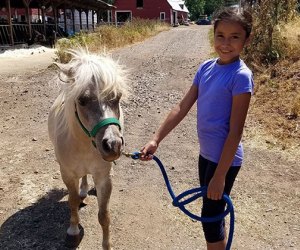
[{"left": 74, "top": 104, "right": 121, "bottom": 146}]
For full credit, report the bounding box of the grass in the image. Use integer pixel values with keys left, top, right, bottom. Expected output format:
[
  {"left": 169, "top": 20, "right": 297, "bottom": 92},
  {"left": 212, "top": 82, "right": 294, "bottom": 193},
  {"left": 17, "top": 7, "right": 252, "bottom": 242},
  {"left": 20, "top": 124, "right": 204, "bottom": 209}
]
[
  {"left": 246, "top": 17, "right": 300, "bottom": 150},
  {"left": 280, "top": 17, "right": 300, "bottom": 60},
  {"left": 55, "top": 18, "right": 170, "bottom": 63}
]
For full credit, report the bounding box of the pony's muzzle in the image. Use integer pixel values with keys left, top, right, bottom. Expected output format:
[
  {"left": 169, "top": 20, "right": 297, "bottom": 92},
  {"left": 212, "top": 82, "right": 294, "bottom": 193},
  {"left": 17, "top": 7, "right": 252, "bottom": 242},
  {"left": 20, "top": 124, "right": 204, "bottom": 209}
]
[
  {"left": 101, "top": 137, "right": 124, "bottom": 161},
  {"left": 102, "top": 138, "right": 122, "bottom": 152}
]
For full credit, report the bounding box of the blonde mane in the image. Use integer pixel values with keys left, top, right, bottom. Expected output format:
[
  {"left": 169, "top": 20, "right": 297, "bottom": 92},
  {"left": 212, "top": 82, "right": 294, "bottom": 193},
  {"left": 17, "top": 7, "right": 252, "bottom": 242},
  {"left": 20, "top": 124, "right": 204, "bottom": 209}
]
[
  {"left": 57, "top": 49, "right": 128, "bottom": 101},
  {"left": 51, "top": 49, "right": 129, "bottom": 134}
]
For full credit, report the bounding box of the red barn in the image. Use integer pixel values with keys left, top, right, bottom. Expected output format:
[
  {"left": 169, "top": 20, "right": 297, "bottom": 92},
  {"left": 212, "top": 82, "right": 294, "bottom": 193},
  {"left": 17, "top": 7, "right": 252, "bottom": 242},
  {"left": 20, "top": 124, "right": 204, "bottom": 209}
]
[
  {"left": 110, "top": 0, "right": 189, "bottom": 26},
  {"left": 0, "top": 8, "right": 39, "bottom": 21}
]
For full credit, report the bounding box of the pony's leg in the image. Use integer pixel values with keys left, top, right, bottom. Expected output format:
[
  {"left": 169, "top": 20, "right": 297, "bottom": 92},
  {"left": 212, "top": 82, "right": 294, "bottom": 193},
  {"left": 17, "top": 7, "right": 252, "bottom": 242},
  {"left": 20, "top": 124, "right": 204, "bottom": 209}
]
[
  {"left": 79, "top": 175, "right": 89, "bottom": 200},
  {"left": 94, "top": 175, "right": 112, "bottom": 250},
  {"left": 62, "top": 175, "right": 81, "bottom": 236}
]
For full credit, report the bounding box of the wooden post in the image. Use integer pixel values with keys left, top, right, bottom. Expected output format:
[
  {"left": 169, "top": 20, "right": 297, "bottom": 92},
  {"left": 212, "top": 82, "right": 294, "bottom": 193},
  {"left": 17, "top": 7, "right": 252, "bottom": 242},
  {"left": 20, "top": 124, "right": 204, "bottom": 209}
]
[
  {"left": 22, "top": 0, "right": 32, "bottom": 41},
  {"left": 97, "top": 10, "right": 100, "bottom": 24},
  {"left": 108, "top": 10, "right": 112, "bottom": 25},
  {"left": 39, "top": 0, "right": 48, "bottom": 36},
  {"left": 85, "top": 10, "right": 89, "bottom": 30},
  {"left": 63, "top": 6, "right": 67, "bottom": 35},
  {"left": 71, "top": 8, "right": 75, "bottom": 34},
  {"left": 53, "top": 5, "right": 58, "bottom": 32},
  {"left": 79, "top": 9, "right": 82, "bottom": 30},
  {"left": 92, "top": 10, "right": 95, "bottom": 31},
  {"left": 41, "top": 6, "right": 46, "bottom": 36},
  {"left": 6, "top": 0, "right": 14, "bottom": 45}
]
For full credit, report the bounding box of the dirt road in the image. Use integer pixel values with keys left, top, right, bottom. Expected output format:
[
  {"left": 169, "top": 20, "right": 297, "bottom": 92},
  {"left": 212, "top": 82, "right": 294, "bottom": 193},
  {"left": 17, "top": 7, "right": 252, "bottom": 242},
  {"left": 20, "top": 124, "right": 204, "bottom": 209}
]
[{"left": 0, "top": 25, "right": 299, "bottom": 250}]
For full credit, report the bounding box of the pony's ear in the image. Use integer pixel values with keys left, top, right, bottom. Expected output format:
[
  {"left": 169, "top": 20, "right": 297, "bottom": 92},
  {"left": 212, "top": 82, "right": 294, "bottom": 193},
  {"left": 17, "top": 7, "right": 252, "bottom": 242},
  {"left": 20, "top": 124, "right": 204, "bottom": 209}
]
[
  {"left": 53, "top": 62, "right": 72, "bottom": 76},
  {"left": 53, "top": 62, "right": 74, "bottom": 83}
]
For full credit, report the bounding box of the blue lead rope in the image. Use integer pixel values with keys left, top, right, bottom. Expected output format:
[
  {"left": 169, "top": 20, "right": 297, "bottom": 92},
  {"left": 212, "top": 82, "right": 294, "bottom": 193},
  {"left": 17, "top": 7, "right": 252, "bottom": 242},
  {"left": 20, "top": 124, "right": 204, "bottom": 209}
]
[{"left": 130, "top": 152, "right": 234, "bottom": 250}]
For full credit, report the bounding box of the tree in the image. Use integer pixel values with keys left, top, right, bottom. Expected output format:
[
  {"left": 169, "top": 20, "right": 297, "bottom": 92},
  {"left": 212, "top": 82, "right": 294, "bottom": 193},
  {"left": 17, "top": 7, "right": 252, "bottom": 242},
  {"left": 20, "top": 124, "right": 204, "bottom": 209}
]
[
  {"left": 244, "top": 0, "right": 298, "bottom": 64},
  {"left": 223, "top": 0, "right": 239, "bottom": 6},
  {"left": 185, "top": 0, "right": 206, "bottom": 20},
  {"left": 204, "top": 0, "right": 224, "bottom": 15}
]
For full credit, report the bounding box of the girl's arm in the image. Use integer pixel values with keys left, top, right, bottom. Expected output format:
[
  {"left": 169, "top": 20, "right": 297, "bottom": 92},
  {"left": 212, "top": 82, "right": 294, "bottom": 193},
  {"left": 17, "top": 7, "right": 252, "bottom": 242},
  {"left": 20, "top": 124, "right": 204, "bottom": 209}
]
[
  {"left": 207, "top": 92, "right": 251, "bottom": 200},
  {"left": 140, "top": 85, "right": 198, "bottom": 160}
]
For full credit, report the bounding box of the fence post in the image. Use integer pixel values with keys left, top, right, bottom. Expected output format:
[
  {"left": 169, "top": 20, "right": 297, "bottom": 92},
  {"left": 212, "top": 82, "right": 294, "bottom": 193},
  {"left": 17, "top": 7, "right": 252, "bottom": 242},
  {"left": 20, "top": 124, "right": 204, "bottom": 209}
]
[
  {"left": 22, "top": 0, "right": 32, "bottom": 42},
  {"left": 6, "top": 0, "right": 14, "bottom": 45}
]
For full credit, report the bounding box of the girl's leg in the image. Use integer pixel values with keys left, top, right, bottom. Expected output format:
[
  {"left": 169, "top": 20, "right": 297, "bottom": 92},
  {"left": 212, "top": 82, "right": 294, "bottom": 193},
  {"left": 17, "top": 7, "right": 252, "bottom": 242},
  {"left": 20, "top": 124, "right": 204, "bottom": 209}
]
[
  {"left": 207, "top": 240, "right": 226, "bottom": 250},
  {"left": 198, "top": 155, "right": 240, "bottom": 250}
]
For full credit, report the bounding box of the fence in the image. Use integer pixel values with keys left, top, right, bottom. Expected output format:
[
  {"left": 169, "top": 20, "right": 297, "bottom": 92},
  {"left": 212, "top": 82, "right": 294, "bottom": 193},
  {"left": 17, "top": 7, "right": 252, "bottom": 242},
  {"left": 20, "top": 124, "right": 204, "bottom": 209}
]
[{"left": 0, "top": 23, "right": 65, "bottom": 46}]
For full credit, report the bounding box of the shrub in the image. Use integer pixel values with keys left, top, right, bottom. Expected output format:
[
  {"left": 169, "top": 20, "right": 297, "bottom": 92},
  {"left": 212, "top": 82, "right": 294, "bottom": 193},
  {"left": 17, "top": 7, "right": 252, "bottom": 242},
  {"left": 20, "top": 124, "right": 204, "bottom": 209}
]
[
  {"left": 291, "top": 94, "right": 300, "bottom": 118},
  {"left": 244, "top": 0, "right": 298, "bottom": 66},
  {"left": 55, "top": 18, "right": 169, "bottom": 63}
]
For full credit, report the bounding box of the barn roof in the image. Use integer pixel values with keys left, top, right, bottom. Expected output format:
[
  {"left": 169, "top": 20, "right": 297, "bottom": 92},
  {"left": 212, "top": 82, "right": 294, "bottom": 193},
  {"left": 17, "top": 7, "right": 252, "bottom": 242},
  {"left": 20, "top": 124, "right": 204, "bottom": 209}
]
[
  {"left": 0, "top": 0, "right": 114, "bottom": 10},
  {"left": 167, "top": 0, "right": 189, "bottom": 13}
]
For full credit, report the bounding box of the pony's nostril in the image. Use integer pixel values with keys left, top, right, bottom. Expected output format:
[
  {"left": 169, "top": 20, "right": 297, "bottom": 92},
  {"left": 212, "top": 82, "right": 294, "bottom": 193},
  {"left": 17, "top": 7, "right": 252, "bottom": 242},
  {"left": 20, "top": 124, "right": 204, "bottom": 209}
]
[
  {"left": 102, "top": 139, "right": 110, "bottom": 152},
  {"left": 102, "top": 138, "right": 123, "bottom": 154},
  {"left": 121, "top": 137, "right": 124, "bottom": 145}
]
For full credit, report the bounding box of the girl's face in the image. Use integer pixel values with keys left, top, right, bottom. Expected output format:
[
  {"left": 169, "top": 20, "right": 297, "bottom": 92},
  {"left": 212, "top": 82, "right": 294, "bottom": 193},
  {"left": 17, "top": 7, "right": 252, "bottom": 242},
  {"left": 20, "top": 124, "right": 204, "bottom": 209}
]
[{"left": 214, "top": 20, "right": 249, "bottom": 65}]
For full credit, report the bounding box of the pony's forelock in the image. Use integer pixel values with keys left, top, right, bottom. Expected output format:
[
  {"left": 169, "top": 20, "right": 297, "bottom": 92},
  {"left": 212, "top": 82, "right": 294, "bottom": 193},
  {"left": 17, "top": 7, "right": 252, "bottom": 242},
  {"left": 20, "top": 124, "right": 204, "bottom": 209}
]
[
  {"left": 56, "top": 49, "right": 129, "bottom": 102},
  {"left": 52, "top": 49, "right": 129, "bottom": 135}
]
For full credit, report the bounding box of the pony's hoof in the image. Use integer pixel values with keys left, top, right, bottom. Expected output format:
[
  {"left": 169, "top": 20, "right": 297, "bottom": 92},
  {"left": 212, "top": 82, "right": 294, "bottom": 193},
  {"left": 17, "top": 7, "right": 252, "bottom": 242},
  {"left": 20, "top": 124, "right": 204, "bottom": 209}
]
[
  {"left": 65, "top": 227, "right": 84, "bottom": 248},
  {"left": 88, "top": 187, "right": 97, "bottom": 196},
  {"left": 79, "top": 193, "right": 87, "bottom": 201},
  {"left": 79, "top": 200, "right": 88, "bottom": 209}
]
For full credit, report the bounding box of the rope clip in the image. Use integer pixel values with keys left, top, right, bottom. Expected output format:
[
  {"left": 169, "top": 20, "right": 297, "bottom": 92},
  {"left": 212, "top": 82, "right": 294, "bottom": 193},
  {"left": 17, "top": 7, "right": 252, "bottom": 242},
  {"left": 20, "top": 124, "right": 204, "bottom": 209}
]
[{"left": 122, "top": 151, "right": 141, "bottom": 160}]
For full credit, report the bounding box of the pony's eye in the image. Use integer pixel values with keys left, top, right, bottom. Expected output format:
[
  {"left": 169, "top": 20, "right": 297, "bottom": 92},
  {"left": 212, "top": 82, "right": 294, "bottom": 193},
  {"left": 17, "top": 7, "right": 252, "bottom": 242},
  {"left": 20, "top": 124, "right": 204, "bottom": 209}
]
[
  {"left": 106, "top": 93, "right": 121, "bottom": 105},
  {"left": 114, "top": 93, "right": 122, "bottom": 102},
  {"left": 109, "top": 99, "right": 119, "bottom": 106},
  {"left": 78, "top": 94, "right": 98, "bottom": 106},
  {"left": 78, "top": 95, "right": 90, "bottom": 106}
]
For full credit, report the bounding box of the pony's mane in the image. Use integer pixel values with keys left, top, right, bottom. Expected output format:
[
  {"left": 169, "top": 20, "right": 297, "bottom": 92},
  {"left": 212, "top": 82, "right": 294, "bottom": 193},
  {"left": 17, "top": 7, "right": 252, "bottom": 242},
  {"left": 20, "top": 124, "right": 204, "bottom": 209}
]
[
  {"left": 52, "top": 49, "right": 129, "bottom": 135},
  {"left": 56, "top": 49, "right": 129, "bottom": 102}
]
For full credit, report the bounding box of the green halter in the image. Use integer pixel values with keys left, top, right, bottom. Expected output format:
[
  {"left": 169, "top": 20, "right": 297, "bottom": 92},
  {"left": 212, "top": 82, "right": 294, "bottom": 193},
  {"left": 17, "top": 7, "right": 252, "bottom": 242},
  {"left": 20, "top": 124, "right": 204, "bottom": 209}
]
[{"left": 75, "top": 104, "right": 121, "bottom": 147}]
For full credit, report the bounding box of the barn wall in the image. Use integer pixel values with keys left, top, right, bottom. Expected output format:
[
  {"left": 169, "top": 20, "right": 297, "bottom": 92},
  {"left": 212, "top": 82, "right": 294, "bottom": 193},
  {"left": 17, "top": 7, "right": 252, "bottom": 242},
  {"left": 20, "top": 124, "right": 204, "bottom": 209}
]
[
  {"left": 0, "top": 8, "right": 40, "bottom": 23},
  {"left": 112, "top": 0, "right": 172, "bottom": 23}
]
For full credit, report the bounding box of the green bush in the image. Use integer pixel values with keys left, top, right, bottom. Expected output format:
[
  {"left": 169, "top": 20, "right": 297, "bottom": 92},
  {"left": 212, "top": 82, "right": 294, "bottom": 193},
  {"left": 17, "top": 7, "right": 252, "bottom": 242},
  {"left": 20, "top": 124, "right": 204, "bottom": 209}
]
[
  {"left": 244, "top": 0, "right": 298, "bottom": 65},
  {"left": 55, "top": 18, "right": 169, "bottom": 63}
]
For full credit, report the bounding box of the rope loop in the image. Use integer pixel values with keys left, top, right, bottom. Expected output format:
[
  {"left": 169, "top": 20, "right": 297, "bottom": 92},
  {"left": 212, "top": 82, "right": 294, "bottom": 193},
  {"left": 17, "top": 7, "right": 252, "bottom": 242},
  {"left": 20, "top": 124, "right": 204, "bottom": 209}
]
[{"left": 126, "top": 152, "right": 235, "bottom": 250}]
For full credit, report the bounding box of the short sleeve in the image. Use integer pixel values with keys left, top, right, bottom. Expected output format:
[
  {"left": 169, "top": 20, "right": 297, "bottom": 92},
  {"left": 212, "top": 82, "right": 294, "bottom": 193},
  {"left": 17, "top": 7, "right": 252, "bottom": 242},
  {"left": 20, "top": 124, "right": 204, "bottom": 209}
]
[
  {"left": 193, "top": 59, "right": 214, "bottom": 87},
  {"left": 193, "top": 65, "right": 203, "bottom": 87},
  {"left": 232, "top": 68, "right": 254, "bottom": 96}
]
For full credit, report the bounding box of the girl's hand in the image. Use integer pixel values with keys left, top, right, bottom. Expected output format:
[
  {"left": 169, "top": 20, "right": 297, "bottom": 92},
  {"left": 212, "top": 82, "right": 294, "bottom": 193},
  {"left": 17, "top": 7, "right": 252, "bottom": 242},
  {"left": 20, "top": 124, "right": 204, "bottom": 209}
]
[
  {"left": 140, "top": 140, "right": 158, "bottom": 161},
  {"left": 207, "top": 175, "right": 225, "bottom": 200}
]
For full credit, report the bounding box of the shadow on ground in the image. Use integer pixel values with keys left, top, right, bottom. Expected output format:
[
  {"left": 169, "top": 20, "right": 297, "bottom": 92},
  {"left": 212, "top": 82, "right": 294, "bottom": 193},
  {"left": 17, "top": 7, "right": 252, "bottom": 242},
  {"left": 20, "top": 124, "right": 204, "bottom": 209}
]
[{"left": 0, "top": 188, "right": 77, "bottom": 250}]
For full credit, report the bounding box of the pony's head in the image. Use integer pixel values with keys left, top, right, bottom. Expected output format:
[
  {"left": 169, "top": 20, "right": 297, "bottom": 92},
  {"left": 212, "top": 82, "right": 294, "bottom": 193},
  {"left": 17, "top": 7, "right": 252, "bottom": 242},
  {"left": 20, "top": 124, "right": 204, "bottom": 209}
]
[{"left": 55, "top": 49, "right": 129, "bottom": 162}]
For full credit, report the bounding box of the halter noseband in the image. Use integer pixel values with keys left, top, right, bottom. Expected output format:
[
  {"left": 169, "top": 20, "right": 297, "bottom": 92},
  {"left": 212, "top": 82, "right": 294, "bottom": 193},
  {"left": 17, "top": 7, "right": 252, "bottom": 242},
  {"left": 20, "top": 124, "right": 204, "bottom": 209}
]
[{"left": 74, "top": 104, "right": 121, "bottom": 147}]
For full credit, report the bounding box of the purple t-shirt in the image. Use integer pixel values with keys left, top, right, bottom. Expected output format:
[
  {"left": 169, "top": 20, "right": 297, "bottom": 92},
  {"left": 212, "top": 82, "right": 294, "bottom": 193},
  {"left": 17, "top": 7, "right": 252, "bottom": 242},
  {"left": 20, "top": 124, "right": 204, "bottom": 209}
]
[{"left": 193, "top": 58, "right": 254, "bottom": 166}]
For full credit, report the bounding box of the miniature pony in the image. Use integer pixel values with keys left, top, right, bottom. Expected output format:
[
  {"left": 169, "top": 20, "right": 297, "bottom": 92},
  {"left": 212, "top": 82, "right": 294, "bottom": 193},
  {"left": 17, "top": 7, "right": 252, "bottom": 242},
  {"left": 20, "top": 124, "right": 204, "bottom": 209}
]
[{"left": 48, "top": 49, "right": 128, "bottom": 249}]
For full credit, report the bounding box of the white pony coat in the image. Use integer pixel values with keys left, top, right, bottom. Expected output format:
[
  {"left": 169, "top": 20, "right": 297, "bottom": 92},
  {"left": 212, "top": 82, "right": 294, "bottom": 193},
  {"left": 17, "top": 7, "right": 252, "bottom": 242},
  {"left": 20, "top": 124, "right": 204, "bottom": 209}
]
[{"left": 48, "top": 49, "right": 128, "bottom": 249}]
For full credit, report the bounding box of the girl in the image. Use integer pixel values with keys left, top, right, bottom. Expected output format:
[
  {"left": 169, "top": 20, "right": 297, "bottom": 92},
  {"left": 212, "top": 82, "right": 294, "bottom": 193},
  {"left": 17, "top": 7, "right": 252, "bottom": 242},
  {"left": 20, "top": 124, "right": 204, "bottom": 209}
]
[{"left": 140, "top": 8, "right": 254, "bottom": 250}]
